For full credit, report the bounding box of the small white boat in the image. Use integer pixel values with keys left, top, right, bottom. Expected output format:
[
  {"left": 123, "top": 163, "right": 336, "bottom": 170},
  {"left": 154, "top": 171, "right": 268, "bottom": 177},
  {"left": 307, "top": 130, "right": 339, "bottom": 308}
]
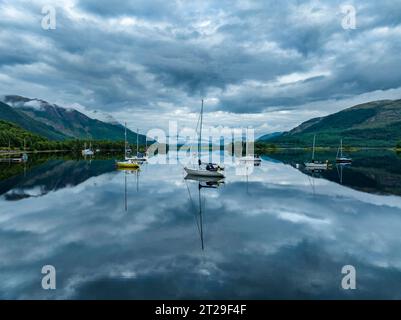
[
  {"left": 126, "top": 153, "right": 147, "bottom": 163},
  {"left": 125, "top": 129, "right": 147, "bottom": 162},
  {"left": 82, "top": 143, "right": 94, "bottom": 156},
  {"left": 304, "top": 135, "right": 329, "bottom": 170},
  {"left": 336, "top": 139, "right": 352, "bottom": 164},
  {"left": 239, "top": 154, "right": 261, "bottom": 163},
  {"left": 82, "top": 149, "right": 94, "bottom": 156},
  {"left": 305, "top": 161, "right": 329, "bottom": 170},
  {"left": 184, "top": 165, "right": 225, "bottom": 178}
]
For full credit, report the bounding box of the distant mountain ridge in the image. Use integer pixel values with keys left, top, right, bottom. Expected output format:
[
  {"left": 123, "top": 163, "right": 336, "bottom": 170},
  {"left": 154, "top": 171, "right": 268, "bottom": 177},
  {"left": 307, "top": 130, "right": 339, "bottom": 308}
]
[
  {"left": 266, "top": 99, "right": 401, "bottom": 147},
  {"left": 0, "top": 95, "right": 147, "bottom": 143},
  {"left": 0, "top": 101, "right": 67, "bottom": 140},
  {"left": 257, "top": 132, "right": 283, "bottom": 142}
]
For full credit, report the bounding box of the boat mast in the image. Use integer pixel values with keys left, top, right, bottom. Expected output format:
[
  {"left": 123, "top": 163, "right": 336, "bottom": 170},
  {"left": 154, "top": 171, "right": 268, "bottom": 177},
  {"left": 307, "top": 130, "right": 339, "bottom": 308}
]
[
  {"left": 231, "top": 131, "right": 234, "bottom": 156},
  {"left": 340, "top": 139, "right": 343, "bottom": 158},
  {"left": 124, "top": 122, "right": 127, "bottom": 158},
  {"left": 137, "top": 128, "right": 139, "bottom": 157},
  {"left": 124, "top": 171, "right": 127, "bottom": 212},
  {"left": 198, "top": 99, "right": 204, "bottom": 167},
  {"left": 198, "top": 183, "right": 204, "bottom": 251},
  {"left": 312, "top": 134, "right": 316, "bottom": 161}
]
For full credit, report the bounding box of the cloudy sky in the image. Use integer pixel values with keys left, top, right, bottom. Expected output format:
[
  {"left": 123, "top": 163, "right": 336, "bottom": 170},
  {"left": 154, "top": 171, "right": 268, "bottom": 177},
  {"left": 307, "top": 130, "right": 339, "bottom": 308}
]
[{"left": 1, "top": 0, "right": 401, "bottom": 136}]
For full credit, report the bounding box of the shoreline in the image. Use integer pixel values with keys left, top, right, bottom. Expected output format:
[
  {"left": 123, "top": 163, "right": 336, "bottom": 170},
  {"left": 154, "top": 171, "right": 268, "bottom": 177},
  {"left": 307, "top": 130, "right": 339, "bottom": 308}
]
[{"left": 0, "top": 150, "right": 70, "bottom": 156}]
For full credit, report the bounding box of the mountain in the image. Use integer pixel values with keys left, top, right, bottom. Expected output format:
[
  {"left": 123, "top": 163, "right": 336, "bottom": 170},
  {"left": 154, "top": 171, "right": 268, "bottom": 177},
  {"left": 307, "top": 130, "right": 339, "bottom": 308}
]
[
  {"left": 257, "top": 132, "right": 282, "bottom": 142},
  {"left": 2, "top": 96, "right": 147, "bottom": 143},
  {"left": 0, "top": 119, "right": 49, "bottom": 148},
  {"left": 267, "top": 99, "right": 401, "bottom": 147},
  {"left": 0, "top": 101, "right": 67, "bottom": 140},
  {"left": 80, "top": 109, "right": 121, "bottom": 126}
]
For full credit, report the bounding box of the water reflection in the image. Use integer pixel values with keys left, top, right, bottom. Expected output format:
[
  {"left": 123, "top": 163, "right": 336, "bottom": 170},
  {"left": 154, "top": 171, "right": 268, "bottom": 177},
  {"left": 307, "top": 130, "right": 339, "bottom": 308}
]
[
  {"left": 118, "top": 168, "right": 141, "bottom": 212},
  {"left": 0, "top": 157, "right": 115, "bottom": 200},
  {"left": 185, "top": 175, "right": 225, "bottom": 251},
  {"left": 268, "top": 150, "right": 401, "bottom": 196},
  {"left": 0, "top": 151, "right": 401, "bottom": 299}
]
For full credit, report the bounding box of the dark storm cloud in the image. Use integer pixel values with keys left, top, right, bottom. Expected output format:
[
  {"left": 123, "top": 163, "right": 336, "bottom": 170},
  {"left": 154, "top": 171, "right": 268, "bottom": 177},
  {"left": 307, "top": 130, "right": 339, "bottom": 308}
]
[{"left": 0, "top": 0, "right": 400, "bottom": 115}]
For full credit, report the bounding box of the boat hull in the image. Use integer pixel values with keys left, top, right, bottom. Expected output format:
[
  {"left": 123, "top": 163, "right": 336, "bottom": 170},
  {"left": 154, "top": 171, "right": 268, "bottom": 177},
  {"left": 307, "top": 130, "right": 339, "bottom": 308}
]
[
  {"left": 184, "top": 167, "right": 225, "bottom": 178},
  {"left": 304, "top": 162, "right": 329, "bottom": 170},
  {"left": 184, "top": 174, "right": 225, "bottom": 184},
  {"left": 125, "top": 157, "right": 147, "bottom": 162},
  {"left": 239, "top": 157, "right": 261, "bottom": 162},
  {"left": 336, "top": 158, "right": 352, "bottom": 164},
  {"left": 116, "top": 162, "right": 140, "bottom": 169}
]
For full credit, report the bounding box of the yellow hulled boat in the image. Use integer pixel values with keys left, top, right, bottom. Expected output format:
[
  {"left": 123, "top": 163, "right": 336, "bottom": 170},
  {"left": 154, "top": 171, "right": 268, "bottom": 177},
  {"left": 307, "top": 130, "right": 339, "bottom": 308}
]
[
  {"left": 116, "top": 122, "right": 141, "bottom": 170},
  {"left": 116, "top": 159, "right": 140, "bottom": 169}
]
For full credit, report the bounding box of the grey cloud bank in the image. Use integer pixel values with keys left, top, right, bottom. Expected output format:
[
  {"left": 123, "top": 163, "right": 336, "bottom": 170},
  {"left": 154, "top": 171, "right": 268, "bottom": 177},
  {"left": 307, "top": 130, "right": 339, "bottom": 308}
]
[{"left": 0, "top": 0, "right": 400, "bottom": 135}]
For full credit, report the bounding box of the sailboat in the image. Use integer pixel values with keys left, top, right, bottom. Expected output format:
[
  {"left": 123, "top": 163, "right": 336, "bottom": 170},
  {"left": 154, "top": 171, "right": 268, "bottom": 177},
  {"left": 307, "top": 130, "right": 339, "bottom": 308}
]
[
  {"left": 116, "top": 123, "right": 140, "bottom": 169},
  {"left": 336, "top": 139, "right": 352, "bottom": 164},
  {"left": 238, "top": 128, "right": 261, "bottom": 165},
  {"left": 304, "top": 135, "right": 329, "bottom": 170},
  {"left": 126, "top": 128, "right": 147, "bottom": 163},
  {"left": 184, "top": 99, "right": 225, "bottom": 178},
  {"left": 238, "top": 154, "right": 261, "bottom": 165},
  {"left": 82, "top": 142, "right": 94, "bottom": 156}
]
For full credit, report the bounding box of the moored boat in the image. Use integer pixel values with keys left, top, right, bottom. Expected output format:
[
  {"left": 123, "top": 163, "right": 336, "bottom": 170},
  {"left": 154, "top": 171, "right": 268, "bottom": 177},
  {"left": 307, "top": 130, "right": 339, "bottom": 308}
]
[
  {"left": 304, "top": 135, "right": 329, "bottom": 170},
  {"left": 116, "top": 159, "right": 140, "bottom": 169},
  {"left": 336, "top": 139, "right": 352, "bottom": 164},
  {"left": 117, "top": 123, "right": 141, "bottom": 169},
  {"left": 239, "top": 154, "right": 261, "bottom": 163},
  {"left": 184, "top": 165, "right": 225, "bottom": 178},
  {"left": 82, "top": 142, "right": 94, "bottom": 156},
  {"left": 184, "top": 99, "right": 225, "bottom": 178}
]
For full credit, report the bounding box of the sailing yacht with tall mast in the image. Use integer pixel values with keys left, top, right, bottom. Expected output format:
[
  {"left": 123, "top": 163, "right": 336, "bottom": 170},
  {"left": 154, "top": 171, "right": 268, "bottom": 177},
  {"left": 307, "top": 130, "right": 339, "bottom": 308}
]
[
  {"left": 126, "top": 128, "right": 147, "bottom": 163},
  {"left": 184, "top": 99, "right": 225, "bottom": 178},
  {"left": 304, "top": 134, "right": 329, "bottom": 170},
  {"left": 336, "top": 139, "right": 352, "bottom": 164},
  {"left": 116, "top": 123, "right": 140, "bottom": 169}
]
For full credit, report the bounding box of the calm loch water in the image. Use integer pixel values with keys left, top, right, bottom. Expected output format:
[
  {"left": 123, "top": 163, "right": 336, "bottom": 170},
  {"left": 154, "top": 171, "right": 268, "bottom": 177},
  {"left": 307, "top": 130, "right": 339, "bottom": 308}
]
[{"left": 1, "top": 151, "right": 401, "bottom": 299}]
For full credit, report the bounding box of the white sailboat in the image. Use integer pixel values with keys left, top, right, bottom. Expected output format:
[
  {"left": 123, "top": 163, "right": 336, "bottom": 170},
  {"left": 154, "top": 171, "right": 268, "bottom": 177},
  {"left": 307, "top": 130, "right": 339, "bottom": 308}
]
[
  {"left": 184, "top": 99, "right": 225, "bottom": 178},
  {"left": 304, "top": 135, "right": 329, "bottom": 170},
  {"left": 336, "top": 139, "right": 352, "bottom": 164},
  {"left": 82, "top": 142, "right": 94, "bottom": 156},
  {"left": 239, "top": 154, "right": 261, "bottom": 164},
  {"left": 126, "top": 128, "right": 147, "bottom": 163}
]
